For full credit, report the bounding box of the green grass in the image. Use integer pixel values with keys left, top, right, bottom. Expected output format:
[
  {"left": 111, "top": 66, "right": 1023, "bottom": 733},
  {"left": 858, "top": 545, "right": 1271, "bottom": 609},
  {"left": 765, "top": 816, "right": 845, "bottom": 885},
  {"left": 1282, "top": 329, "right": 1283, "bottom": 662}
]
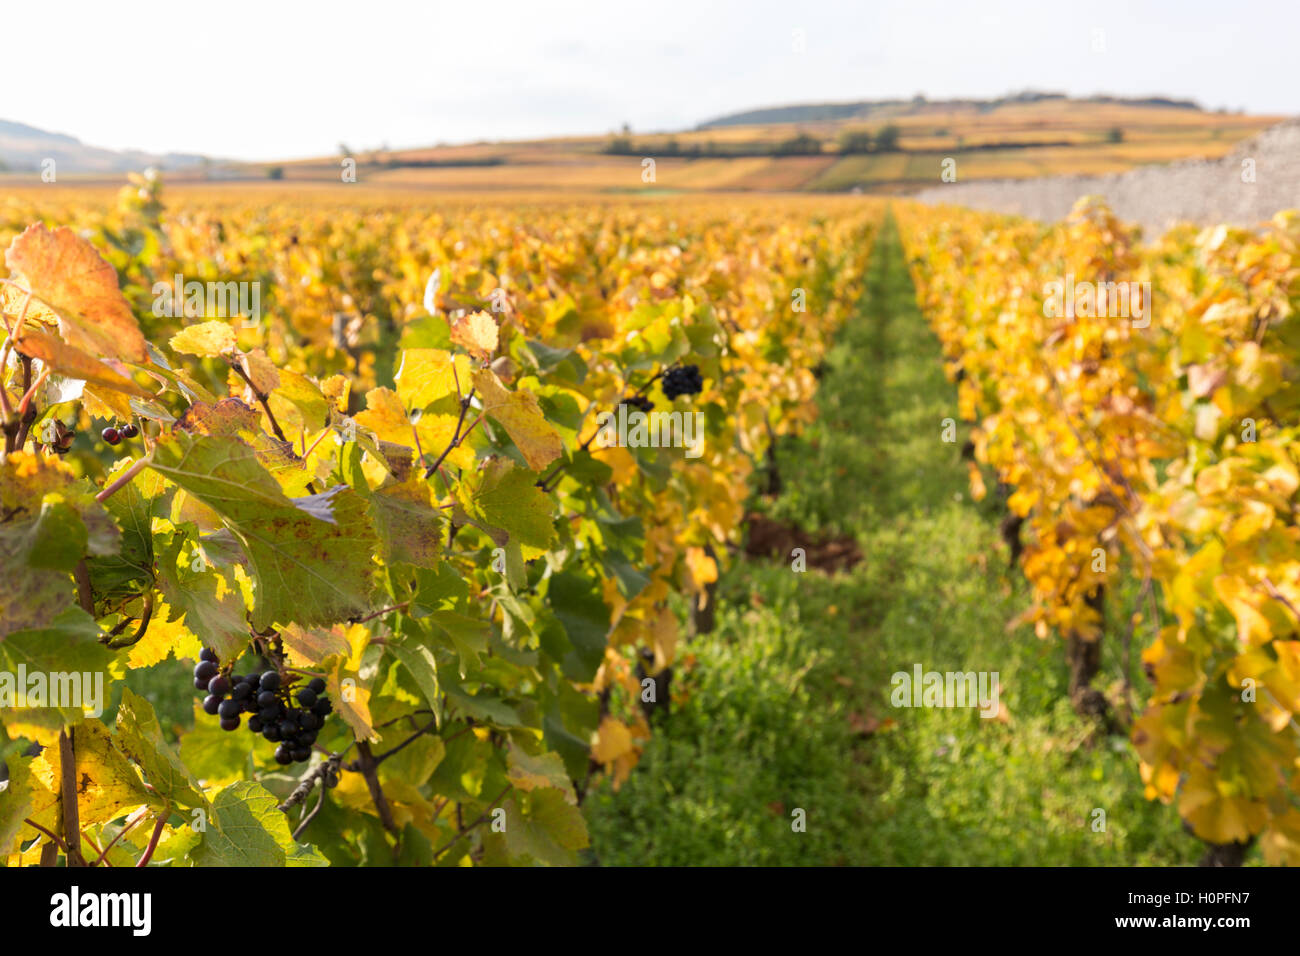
[{"left": 583, "top": 212, "right": 1203, "bottom": 866}]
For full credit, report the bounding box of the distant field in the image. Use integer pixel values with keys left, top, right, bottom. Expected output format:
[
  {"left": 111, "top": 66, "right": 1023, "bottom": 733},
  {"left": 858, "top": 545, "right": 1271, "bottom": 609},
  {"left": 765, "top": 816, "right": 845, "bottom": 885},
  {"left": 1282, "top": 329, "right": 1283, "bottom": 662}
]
[{"left": 1, "top": 100, "right": 1284, "bottom": 195}]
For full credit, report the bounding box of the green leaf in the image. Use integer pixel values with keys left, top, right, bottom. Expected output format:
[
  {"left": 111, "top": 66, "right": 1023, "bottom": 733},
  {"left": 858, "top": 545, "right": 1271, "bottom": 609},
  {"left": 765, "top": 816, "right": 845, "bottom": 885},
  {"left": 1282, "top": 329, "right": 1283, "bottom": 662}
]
[
  {"left": 0, "top": 755, "right": 36, "bottom": 857},
  {"left": 428, "top": 610, "right": 489, "bottom": 677},
  {"left": 87, "top": 457, "right": 164, "bottom": 603},
  {"left": 457, "top": 459, "right": 554, "bottom": 551},
  {"left": 190, "top": 780, "right": 328, "bottom": 867},
  {"left": 497, "top": 789, "right": 588, "bottom": 865},
  {"left": 114, "top": 688, "right": 206, "bottom": 809},
  {"left": 547, "top": 569, "right": 609, "bottom": 682},
  {"left": 388, "top": 636, "right": 441, "bottom": 724},
  {"left": 506, "top": 745, "right": 575, "bottom": 801},
  {"left": 444, "top": 685, "right": 522, "bottom": 729},
  {"left": 367, "top": 478, "right": 443, "bottom": 569},
  {"left": 0, "top": 607, "right": 114, "bottom": 727},
  {"left": 150, "top": 433, "right": 376, "bottom": 629},
  {"left": 155, "top": 533, "right": 247, "bottom": 662}
]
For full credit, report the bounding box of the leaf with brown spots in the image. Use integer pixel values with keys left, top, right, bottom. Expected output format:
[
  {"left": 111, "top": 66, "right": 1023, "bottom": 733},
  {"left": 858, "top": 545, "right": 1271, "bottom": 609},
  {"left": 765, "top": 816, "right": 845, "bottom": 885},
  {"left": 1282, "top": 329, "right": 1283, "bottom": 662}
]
[{"left": 368, "top": 476, "right": 443, "bottom": 568}]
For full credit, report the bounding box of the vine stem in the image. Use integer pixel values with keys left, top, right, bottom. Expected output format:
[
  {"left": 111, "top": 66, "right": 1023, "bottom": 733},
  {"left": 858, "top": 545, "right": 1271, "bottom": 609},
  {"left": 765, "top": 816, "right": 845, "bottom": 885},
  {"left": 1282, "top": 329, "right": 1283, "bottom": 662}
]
[
  {"left": 91, "top": 806, "right": 151, "bottom": 866},
  {"left": 349, "top": 601, "right": 409, "bottom": 625},
  {"left": 59, "top": 729, "right": 86, "bottom": 866},
  {"left": 430, "top": 785, "right": 513, "bottom": 861},
  {"left": 95, "top": 453, "right": 154, "bottom": 503},
  {"left": 354, "top": 741, "right": 399, "bottom": 834},
  {"left": 423, "top": 392, "right": 478, "bottom": 478},
  {"left": 229, "top": 355, "right": 319, "bottom": 493},
  {"left": 135, "top": 814, "right": 167, "bottom": 867}
]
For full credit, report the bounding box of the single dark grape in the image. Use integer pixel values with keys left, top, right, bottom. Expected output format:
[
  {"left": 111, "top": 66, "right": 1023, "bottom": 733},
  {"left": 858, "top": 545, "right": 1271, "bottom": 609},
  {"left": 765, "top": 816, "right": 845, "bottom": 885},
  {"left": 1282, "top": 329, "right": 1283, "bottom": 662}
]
[
  {"left": 259, "top": 671, "right": 281, "bottom": 691},
  {"left": 274, "top": 744, "right": 293, "bottom": 766},
  {"left": 298, "top": 730, "right": 318, "bottom": 746},
  {"left": 256, "top": 690, "right": 277, "bottom": 708},
  {"left": 291, "top": 746, "right": 311, "bottom": 763},
  {"left": 296, "top": 688, "right": 317, "bottom": 707},
  {"left": 207, "top": 675, "right": 231, "bottom": 697},
  {"left": 307, "top": 677, "right": 326, "bottom": 695},
  {"left": 299, "top": 712, "right": 320, "bottom": 731},
  {"left": 194, "top": 676, "right": 210, "bottom": 690},
  {"left": 278, "top": 719, "right": 296, "bottom": 738},
  {"left": 219, "top": 716, "right": 240, "bottom": 732},
  {"left": 312, "top": 697, "right": 332, "bottom": 717},
  {"left": 202, "top": 694, "right": 222, "bottom": 716},
  {"left": 248, "top": 715, "right": 263, "bottom": 733},
  {"left": 199, "top": 647, "right": 218, "bottom": 664},
  {"left": 218, "top": 699, "right": 241, "bottom": 719},
  {"left": 194, "top": 660, "right": 218, "bottom": 682},
  {"left": 121, "top": 423, "right": 139, "bottom": 439},
  {"left": 263, "top": 725, "right": 283, "bottom": 742},
  {"left": 102, "top": 426, "right": 121, "bottom": 445},
  {"left": 258, "top": 706, "right": 279, "bottom": 723},
  {"left": 231, "top": 682, "right": 253, "bottom": 701}
]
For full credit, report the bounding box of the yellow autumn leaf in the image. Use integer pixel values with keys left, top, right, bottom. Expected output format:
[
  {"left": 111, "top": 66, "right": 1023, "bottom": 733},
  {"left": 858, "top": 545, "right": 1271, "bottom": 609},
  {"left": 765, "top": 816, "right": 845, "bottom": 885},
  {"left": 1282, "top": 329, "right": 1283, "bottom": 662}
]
[
  {"left": 471, "top": 367, "right": 563, "bottom": 470},
  {"left": 395, "top": 348, "right": 473, "bottom": 410},
  {"left": 591, "top": 716, "right": 634, "bottom": 765},
  {"left": 450, "top": 310, "right": 499, "bottom": 360},
  {"left": 24, "top": 722, "right": 160, "bottom": 841},
  {"left": 170, "top": 320, "right": 239, "bottom": 357}
]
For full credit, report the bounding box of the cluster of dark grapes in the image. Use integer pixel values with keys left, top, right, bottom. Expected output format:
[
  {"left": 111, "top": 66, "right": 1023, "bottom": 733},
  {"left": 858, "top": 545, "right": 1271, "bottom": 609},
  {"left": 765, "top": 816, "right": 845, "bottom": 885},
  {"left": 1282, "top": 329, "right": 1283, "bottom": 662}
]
[
  {"left": 102, "top": 422, "right": 139, "bottom": 446},
  {"left": 619, "top": 394, "right": 654, "bottom": 413},
  {"left": 661, "top": 364, "right": 704, "bottom": 399},
  {"left": 193, "top": 648, "right": 333, "bottom": 765}
]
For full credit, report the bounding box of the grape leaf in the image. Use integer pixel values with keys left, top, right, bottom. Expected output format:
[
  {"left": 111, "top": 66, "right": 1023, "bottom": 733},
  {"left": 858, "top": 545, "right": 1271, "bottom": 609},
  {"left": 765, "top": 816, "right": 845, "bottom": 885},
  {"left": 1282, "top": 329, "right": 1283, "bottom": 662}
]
[
  {"left": 387, "top": 636, "right": 441, "bottom": 724},
  {"left": 395, "top": 349, "right": 473, "bottom": 411},
  {"left": 114, "top": 688, "right": 206, "bottom": 809},
  {"left": 190, "top": 780, "right": 328, "bottom": 867},
  {"left": 150, "top": 433, "right": 376, "bottom": 629},
  {"left": 495, "top": 789, "right": 588, "bottom": 865},
  {"left": 367, "top": 477, "right": 444, "bottom": 569},
  {"left": 4, "top": 223, "right": 148, "bottom": 362},
  {"left": 471, "top": 368, "right": 563, "bottom": 470},
  {"left": 279, "top": 623, "right": 351, "bottom": 669},
  {"left": 547, "top": 569, "right": 610, "bottom": 681},
  {"left": 506, "top": 746, "right": 574, "bottom": 801},
  {"left": 449, "top": 311, "right": 499, "bottom": 360},
  {"left": 456, "top": 458, "right": 554, "bottom": 552},
  {"left": 13, "top": 327, "right": 153, "bottom": 398},
  {"left": 24, "top": 721, "right": 160, "bottom": 840},
  {"left": 1, "top": 453, "right": 119, "bottom": 633},
  {"left": 155, "top": 533, "right": 248, "bottom": 662},
  {"left": 169, "top": 320, "right": 237, "bottom": 357}
]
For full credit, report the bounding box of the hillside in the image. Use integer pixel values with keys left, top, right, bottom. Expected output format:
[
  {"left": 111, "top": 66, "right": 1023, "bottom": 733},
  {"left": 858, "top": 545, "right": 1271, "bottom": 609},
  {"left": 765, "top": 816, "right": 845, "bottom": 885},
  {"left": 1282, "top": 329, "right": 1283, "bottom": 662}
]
[
  {"left": 697, "top": 91, "right": 1204, "bottom": 128},
  {"left": 0, "top": 119, "right": 213, "bottom": 173}
]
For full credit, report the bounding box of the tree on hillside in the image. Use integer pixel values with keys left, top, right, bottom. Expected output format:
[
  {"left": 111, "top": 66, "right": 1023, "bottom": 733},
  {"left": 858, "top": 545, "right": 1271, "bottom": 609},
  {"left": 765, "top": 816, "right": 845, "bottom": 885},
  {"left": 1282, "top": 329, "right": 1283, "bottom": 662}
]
[
  {"left": 838, "top": 129, "right": 874, "bottom": 154},
  {"left": 774, "top": 133, "right": 823, "bottom": 156},
  {"left": 1106, "top": 127, "right": 1125, "bottom": 143},
  {"left": 874, "top": 124, "right": 901, "bottom": 151}
]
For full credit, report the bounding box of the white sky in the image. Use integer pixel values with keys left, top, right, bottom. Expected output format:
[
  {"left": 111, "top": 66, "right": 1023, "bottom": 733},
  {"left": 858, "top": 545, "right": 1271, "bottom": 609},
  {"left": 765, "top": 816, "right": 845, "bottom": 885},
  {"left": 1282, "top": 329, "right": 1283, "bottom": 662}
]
[{"left": 5, "top": 0, "right": 1296, "bottom": 161}]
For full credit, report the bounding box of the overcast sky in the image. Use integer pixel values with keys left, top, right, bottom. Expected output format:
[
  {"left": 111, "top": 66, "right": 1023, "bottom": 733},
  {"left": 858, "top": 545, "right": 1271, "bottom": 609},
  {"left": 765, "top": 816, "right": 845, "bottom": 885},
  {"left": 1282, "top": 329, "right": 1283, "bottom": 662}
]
[{"left": 6, "top": 0, "right": 1296, "bottom": 161}]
